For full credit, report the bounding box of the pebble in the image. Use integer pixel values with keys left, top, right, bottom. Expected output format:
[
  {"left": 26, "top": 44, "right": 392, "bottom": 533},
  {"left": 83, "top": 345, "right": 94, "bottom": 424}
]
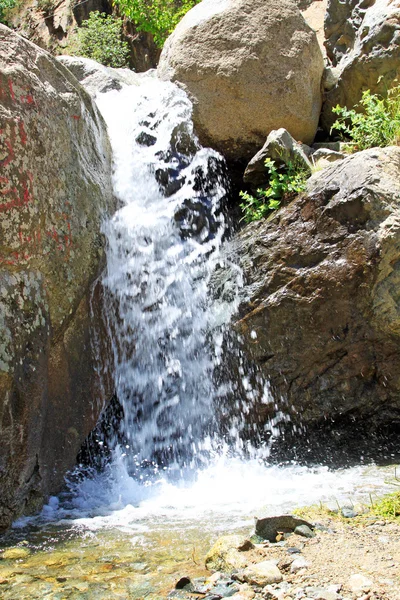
[
  {"left": 238, "top": 561, "right": 283, "bottom": 586},
  {"left": 294, "top": 525, "right": 315, "bottom": 539},
  {"left": 291, "top": 557, "right": 310, "bottom": 574},
  {"left": 341, "top": 507, "right": 358, "bottom": 519},
  {"left": 348, "top": 573, "right": 373, "bottom": 594},
  {"left": 287, "top": 547, "right": 302, "bottom": 554}
]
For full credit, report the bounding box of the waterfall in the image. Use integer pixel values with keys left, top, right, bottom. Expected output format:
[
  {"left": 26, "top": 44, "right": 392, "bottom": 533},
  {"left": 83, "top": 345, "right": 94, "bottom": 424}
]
[{"left": 95, "top": 74, "right": 234, "bottom": 474}]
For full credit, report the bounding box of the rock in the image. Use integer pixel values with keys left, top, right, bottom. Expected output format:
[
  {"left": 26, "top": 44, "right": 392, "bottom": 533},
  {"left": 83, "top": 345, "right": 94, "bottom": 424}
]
[
  {"left": 348, "top": 573, "right": 373, "bottom": 594},
  {"left": 158, "top": 0, "right": 324, "bottom": 162},
  {"left": 255, "top": 515, "right": 314, "bottom": 542},
  {"left": 56, "top": 56, "right": 142, "bottom": 97},
  {"left": 233, "top": 147, "right": 400, "bottom": 444},
  {"left": 244, "top": 129, "right": 313, "bottom": 190},
  {"left": 175, "top": 577, "right": 192, "bottom": 590},
  {"left": 322, "top": 0, "right": 400, "bottom": 129},
  {"left": 2, "top": 547, "right": 31, "bottom": 560},
  {"left": 290, "top": 557, "right": 309, "bottom": 573},
  {"left": 310, "top": 149, "right": 346, "bottom": 170},
  {"left": 211, "top": 583, "right": 240, "bottom": 597},
  {"left": 0, "top": 26, "right": 114, "bottom": 530},
  {"left": 341, "top": 507, "right": 358, "bottom": 519},
  {"left": 294, "top": 525, "right": 316, "bottom": 538},
  {"left": 205, "top": 536, "right": 254, "bottom": 572},
  {"left": 237, "top": 561, "right": 283, "bottom": 586}
]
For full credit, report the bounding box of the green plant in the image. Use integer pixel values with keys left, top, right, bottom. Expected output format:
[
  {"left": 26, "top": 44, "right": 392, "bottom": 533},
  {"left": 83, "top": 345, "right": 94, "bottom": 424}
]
[
  {"left": 331, "top": 84, "right": 400, "bottom": 151},
  {"left": 76, "top": 12, "right": 130, "bottom": 68},
  {"left": 239, "top": 158, "right": 308, "bottom": 223},
  {"left": 37, "top": 0, "right": 53, "bottom": 15},
  {"left": 371, "top": 491, "right": 400, "bottom": 519},
  {"left": 114, "top": 0, "right": 201, "bottom": 47},
  {"left": 0, "top": 0, "right": 16, "bottom": 24}
]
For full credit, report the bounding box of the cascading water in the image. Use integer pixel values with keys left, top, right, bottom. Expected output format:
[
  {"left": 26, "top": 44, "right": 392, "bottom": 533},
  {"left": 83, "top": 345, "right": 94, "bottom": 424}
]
[
  {"left": 96, "top": 73, "right": 239, "bottom": 474},
  {"left": 1, "top": 74, "right": 397, "bottom": 600}
]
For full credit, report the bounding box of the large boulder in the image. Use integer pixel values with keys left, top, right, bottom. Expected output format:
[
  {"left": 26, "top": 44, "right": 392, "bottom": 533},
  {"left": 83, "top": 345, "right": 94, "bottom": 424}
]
[
  {"left": 158, "top": 0, "right": 324, "bottom": 162},
  {"left": 233, "top": 147, "right": 400, "bottom": 444},
  {"left": 322, "top": 0, "right": 400, "bottom": 129},
  {"left": 0, "top": 26, "right": 114, "bottom": 530}
]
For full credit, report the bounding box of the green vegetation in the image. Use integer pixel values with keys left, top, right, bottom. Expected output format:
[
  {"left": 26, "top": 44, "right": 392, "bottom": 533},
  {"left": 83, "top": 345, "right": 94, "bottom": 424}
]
[
  {"left": 37, "top": 0, "right": 54, "bottom": 15},
  {"left": 239, "top": 158, "right": 308, "bottom": 223},
  {"left": 332, "top": 84, "right": 400, "bottom": 151},
  {"left": 0, "top": 0, "right": 16, "bottom": 25},
  {"left": 372, "top": 491, "right": 400, "bottom": 518},
  {"left": 76, "top": 12, "right": 130, "bottom": 68},
  {"left": 114, "top": 0, "right": 201, "bottom": 47}
]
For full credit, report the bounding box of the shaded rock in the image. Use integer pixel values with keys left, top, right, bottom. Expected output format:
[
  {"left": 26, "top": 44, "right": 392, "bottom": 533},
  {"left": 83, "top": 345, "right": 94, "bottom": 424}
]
[
  {"left": 322, "top": 0, "right": 400, "bottom": 129},
  {"left": 0, "top": 26, "right": 114, "bottom": 530},
  {"left": 205, "top": 536, "right": 254, "bottom": 572},
  {"left": 233, "top": 147, "right": 400, "bottom": 440},
  {"left": 236, "top": 561, "right": 283, "bottom": 586},
  {"left": 56, "top": 55, "right": 141, "bottom": 97},
  {"left": 175, "top": 577, "right": 192, "bottom": 590},
  {"left": 158, "top": 0, "right": 324, "bottom": 162},
  {"left": 255, "top": 515, "right": 314, "bottom": 542},
  {"left": 310, "top": 148, "right": 346, "bottom": 170},
  {"left": 244, "top": 129, "right": 312, "bottom": 190}
]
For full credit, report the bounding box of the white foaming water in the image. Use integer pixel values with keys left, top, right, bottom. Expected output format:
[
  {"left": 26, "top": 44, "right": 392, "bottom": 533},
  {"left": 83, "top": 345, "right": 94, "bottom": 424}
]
[{"left": 96, "top": 75, "right": 231, "bottom": 468}]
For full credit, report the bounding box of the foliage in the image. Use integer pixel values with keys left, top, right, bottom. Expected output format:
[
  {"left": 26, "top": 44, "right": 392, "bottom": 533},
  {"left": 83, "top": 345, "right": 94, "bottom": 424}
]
[
  {"left": 114, "top": 0, "right": 201, "bottom": 47},
  {"left": 76, "top": 12, "right": 129, "bottom": 68},
  {"left": 37, "top": 0, "right": 54, "bottom": 15},
  {"left": 331, "top": 84, "right": 400, "bottom": 151},
  {"left": 372, "top": 491, "right": 400, "bottom": 518},
  {"left": 239, "top": 158, "right": 308, "bottom": 223},
  {"left": 0, "top": 0, "right": 16, "bottom": 24}
]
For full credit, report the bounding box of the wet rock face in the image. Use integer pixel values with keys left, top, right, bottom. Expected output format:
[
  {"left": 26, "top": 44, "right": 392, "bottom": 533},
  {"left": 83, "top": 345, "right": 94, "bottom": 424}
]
[
  {"left": 0, "top": 26, "right": 115, "bottom": 530},
  {"left": 322, "top": 0, "right": 400, "bottom": 129},
  {"left": 234, "top": 147, "right": 400, "bottom": 436},
  {"left": 158, "top": 0, "right": 324, "bottom": 162}
]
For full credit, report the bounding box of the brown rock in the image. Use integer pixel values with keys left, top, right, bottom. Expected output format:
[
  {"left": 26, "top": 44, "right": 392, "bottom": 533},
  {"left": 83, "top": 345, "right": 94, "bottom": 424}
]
[
  {"left": 0, "top": 26, "right": 115, "bottom": 530},
  {"left": 233, "top": 147, "right": 400, "bottom": 440}
]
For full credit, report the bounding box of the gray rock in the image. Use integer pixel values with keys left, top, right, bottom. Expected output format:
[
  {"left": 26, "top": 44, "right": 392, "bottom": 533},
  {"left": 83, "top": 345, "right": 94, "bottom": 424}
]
[
  {"left": 233, "top": 146, "right": 400, "bottom": 439},
  {"left": 255, "top": 515, "right": 314, "bottom": 542},
  {"left": 341, "top": 507, "right": 358, "bottom": 519},
  {"left": 158, "top": 0, "right": 324, "bottom": 161},
  {"left": 0, "top": 25, "right": 115, "bottom": 531},
  {"left": 294, "top": 525, "right": 316, "bottom": 538},
  {"left": 56, "top": 56, "right": 143, "bottom": 97},
  {"left": 311, "top": 148, "right": 346, "bottom": 165},
  {"left": 322, "top": 0, "right": 400, "bottom": 129},
  {"left": 244, "top": 128, "right": 313, "bottom": 189}
]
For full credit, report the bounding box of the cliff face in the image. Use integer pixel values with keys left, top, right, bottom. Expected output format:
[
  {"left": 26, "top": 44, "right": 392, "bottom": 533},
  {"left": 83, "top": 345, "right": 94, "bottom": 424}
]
[{"left": 0, "top": 26, "right": 115, "bottom": 530}]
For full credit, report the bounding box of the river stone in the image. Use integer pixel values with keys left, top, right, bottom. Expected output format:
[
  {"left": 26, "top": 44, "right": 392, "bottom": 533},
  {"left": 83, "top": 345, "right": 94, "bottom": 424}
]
[
  {"left": 348, "top": 573, "right": 373, "bottom": 593},
  {"left": 255, "top": 515, "right": 314, "bottom": 542},
  {"left": 158, "top": 0, "right": 324, "bottom": 162},
  {"left": 237, "top": 561, "right": 283, "bottom": 586},
  {"left": 322, "top": 0, "right": 400, "bottom": 129},
  {"left": 244, "top": 129, "right": 312, "bottom": 190},
  {"left": 290, "top": 557, "right": 309, "bottom": 573},
  {"left": 233, "top": 146, "right": 400, "bottom": 442},
  {"left": 0, "top": 26, "right": 114, "bottom": 530},
  {"left": 205, "top": 535, "right": 253, "bottom": 572}
]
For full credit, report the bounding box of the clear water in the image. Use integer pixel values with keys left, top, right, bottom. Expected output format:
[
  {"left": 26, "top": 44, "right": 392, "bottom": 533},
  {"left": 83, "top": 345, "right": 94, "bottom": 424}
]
[{"left": 0, "top": 74, "right": 397, "bottom": 599}]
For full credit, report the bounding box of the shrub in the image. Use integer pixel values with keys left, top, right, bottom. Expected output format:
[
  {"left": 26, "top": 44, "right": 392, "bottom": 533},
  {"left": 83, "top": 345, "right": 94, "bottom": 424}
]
[
  {"left": 372, "top": 491, "right": 400, "bottom": 519},
  {"left": 0, "top": 0, "right": 16, "bottom": 24},
  {"left": 239, "top": 158, "right": 308, "bottom": 223},
  {"left": 114, "top": 0, "right": 201, "bottom": 47},
  {"left": 331, "top": 84, "right": 400, "bottom": 151},
  {"left": 76, "top": 12, "right": 130, "bottom": 68}
]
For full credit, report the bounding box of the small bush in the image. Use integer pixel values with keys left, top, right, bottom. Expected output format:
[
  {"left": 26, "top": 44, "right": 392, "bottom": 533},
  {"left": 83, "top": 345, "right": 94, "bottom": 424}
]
[
  {"left": 76, "top": 12, "right": 129, "bottom": 68},
  {"left": 239, "top": 158, "right": 308, "bottom": 223},
  {"left": 372, "top": 491, "right": 400, "bottom": 519},
  {"left": 0, "top": 0, "right": 16, "bottom": 24},
  {"left": 331, "top": 84, "right": 400, "bottom": 151},
  {"left": 114, "top": 0, "right": 201, "bottom": 47}
]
